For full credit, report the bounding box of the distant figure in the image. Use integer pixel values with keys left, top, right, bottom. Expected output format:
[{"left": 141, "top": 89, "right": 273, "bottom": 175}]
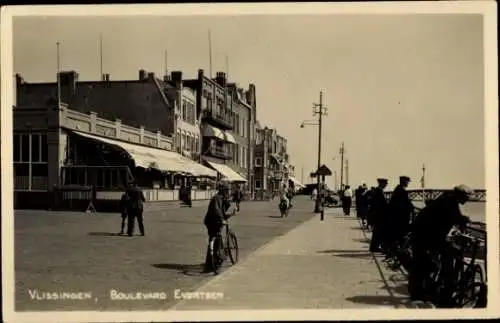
[
  {"left": 233, "top": 185, "right": 243, "bottom": 212},
  {"left": 369, "top": 178, "right": 389, "bottom": 252},
  {"left": 342, "top": 185, "right": 353, "bottom": 215},
  {"left": 119, "top": 192, "right": 129, "bottom": 235},
  {"left": 125, "top": 180, "right": 146, "bottom": 237},
  {"left": 355, "top": 183, "right": 368, "bottom": 218},
  {"left": 311, "top": 188, "right": 318, "bottom": 201}
]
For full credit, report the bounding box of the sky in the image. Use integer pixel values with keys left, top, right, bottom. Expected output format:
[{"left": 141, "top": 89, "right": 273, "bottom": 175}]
[{"left": 12, "top": 14, "right": 486, "bottom": 189}]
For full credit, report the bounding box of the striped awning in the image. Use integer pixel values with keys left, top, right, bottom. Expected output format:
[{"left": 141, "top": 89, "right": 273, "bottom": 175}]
[{"left": 72, "top": 131, "right": 216, "bottom": 177}]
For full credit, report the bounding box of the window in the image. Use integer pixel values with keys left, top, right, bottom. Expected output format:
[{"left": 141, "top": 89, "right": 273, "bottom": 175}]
[
  {"left": 240, "top": 146, "right": 244, "bottom": 168},
  {"left": 194, "top": 137, "right": 199, "bottom": 154},
  {"left": 255, "top": 180, "right": 262, "bottom": 189},
  {"left": 182, "top": 134, "right": 187, "bottom": 150},
  {"left": 182, "top": 100, "right": 187, "bottom": 121},
  {"left": 14, "top": 133, "right": 49, "bottom": 191},
  {"left": 255, "top": 157, "right": 262, "bottom": 167}
]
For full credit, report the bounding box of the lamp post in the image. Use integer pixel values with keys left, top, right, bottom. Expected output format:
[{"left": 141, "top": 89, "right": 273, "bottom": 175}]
[{"left": 300, "top": 91, "right": 327, "bottom": 214}]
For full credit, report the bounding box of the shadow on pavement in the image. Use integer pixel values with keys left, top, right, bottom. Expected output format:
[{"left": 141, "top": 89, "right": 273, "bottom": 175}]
[
  {"left": 268, "top": 215, "right": 283, "bottom": 218},
  {"left": 345, "top": 295, "right": 408, "bottom": 307},
  {"left": 352, "top": 238, "right": 371, "bottom": 243},
  {"left": 152, "top": 263, "right": 209, "bottom": 276},
  {"left": 317, "top": 249, "right": 368, "bottom": 254},
  {"left": 333, "top": 252, "right": 373, "bottom": 259},
  {"left": 87, "top": 232, "right": 122, "bottom": 237}
]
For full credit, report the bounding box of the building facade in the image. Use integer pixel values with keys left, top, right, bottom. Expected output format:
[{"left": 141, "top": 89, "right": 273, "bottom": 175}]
[
  {"left": 227, "top": 83, "right": 257, "bottom": 197},
  {"left": 13, "top": 71, "right": 217, "bottom": 211},
  {"left": 183, "top": 70, "right": 247, "bottom": 183}
]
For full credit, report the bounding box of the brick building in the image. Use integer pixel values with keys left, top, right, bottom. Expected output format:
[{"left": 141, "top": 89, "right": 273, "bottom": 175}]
[{"left": 13, "top": 71, "right": 217, "bottom": 210}]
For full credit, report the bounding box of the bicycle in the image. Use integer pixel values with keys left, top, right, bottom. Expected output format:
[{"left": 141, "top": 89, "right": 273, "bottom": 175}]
[
  {"left": 421, "top": 223, "right": 486, "bottom": 308},
  {"left": 448, "top": 226, "right": 487, "bottom": 308},
  {"left": 210, "top": 210, "right": 239, "bottom": 275}
]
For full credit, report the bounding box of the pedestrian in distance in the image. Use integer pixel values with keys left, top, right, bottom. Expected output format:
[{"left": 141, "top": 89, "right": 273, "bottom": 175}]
[
  {"left": 355, "top": 185, "right": 363, "bottom": 218},
  {"left": 408, "top": 185, "right": 472, "bottom": 306},
  {"left": 369, "top": 178, "right": 389, "bottom": 253},
  {"left": 118, "top": 192, "right": 129, "bottom": 235},
  {"left": 125, "top": 180, "right": 146, "bottom": 237},
  {"left": 232, "top": 185, "right": 243, "bottom": 212},
  {"left": 203, "top": 182, "right": 231, "bottom": 273},
  {"left": 342, "top": 185, "right": 353, "bottom": 215},
  {"left": 311, "top": 187, "right": 318, "bottom": 201}
]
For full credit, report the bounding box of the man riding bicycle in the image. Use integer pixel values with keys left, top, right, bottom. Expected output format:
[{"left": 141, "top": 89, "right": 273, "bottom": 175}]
[
  {"left": 408, "top": 184, "right": 472, "bottom": 306},
  {"left": 203, "top": 182, "right": 231, "bottom": 273}
]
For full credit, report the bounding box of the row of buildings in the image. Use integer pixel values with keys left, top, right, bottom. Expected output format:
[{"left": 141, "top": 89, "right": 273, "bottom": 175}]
[{"left": 13, "top": 68, "right": 304, "bottom": 210}]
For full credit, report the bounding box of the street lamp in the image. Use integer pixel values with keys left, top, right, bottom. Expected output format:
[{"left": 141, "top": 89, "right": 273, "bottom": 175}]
[{"left": 299, "top": 91, "right": 327, "bottom": 215}]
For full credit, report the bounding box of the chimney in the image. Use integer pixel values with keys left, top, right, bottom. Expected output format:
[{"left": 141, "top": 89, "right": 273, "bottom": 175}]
[
  {"left": 147, "top": 72, "right": 155, "bottom": 80},
  {"left": 139, "top": 69, "right": 147, "bottom": 81},
  {"left": 215, "top": 72, "right": 226, "bottom": 88},
  {"left": 170, "top": 71, "right": 183, "bottom": 89},
  {"left": 198, "top": 69, "right": 204, "bottom": 80},
  {"left": 15, "top": 74, "right": 24, "bottom": 106},
  {"left": 59, "top": 71, "right": 79, "bottom": 100}
]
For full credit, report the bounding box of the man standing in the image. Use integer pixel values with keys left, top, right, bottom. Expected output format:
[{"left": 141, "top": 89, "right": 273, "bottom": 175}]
[
  {"left": 232, "top": 185, "right": 243, "bottom": 212},
  {"left": 203, "top": 182, "right": 231, "bottom": 273},
  {"left": 387, "top": 176, "right": 414, "bottom": 255},
  {"left": 355, "top": 184, "right": 364, "bottom": 218},
  {"left": 342, "top": 185, "right": 353, "bottom": 215},
  {"left": 408, "top": 185, "right": 472, "bottom": 305},
  {"left": 369, "top": 178, "right": 389, "bottom": 252},
  {"left": 125, "top": 180, "right": 146, "bottom": 237}
]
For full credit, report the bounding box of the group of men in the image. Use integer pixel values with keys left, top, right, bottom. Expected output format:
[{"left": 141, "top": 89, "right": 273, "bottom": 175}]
[{"left": 353, "top": 176, "right": 474, "bottom": 305}]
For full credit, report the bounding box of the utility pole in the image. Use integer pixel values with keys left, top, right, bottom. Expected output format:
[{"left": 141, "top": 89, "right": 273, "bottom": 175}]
[
  {"left": 345, "top": 158, "right": 349, "bottom": 187},
  {"left": 313, "top": 91, "right": 327, "bottom": 217},
  {"left": 99, "top": 34, "right": 104, "bottom": 80},
  {"left": 301, "top": 165, "right": 304, "bottom": 184},
  {"left": 339, "top": 142, "right": 345, "bottom": 190}
]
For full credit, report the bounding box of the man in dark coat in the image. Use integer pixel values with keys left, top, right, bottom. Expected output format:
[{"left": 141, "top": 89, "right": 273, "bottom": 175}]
[
  {"left": 125, "top": 181, "right": 146, "bottom": 237},
  {"left": 232, "top": 185, "right": 243, "bottom": 212},
  {"left": 119, "top": 192, "right": 129, "bottom": 235},
  {"left": 387, "top": 176, "right": 414, "bottom": 255},
  {"left": 408, "top": 185, "right": 472, "bottom": 305},
  {"left": 203, "top": 182, "right": 231, "bottom": 272},
  {"left": 369, "top": 178, "right": 389, "bottom": 252},
  {"left": 355, "top": 184, "right": 365, "bottom": 218}
]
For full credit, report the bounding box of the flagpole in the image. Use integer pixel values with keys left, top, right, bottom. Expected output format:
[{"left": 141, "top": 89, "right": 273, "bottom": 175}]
[
  {"left": 56, "top": 41, "right": 61, "bottom": 107},
  {"left": 208, "top": 30, "right": 213, "bottom": 79},
  {"left": 99, "top": 34, "right": 103, "bottom": 80},
  {"left": 421, "top": 163, "right": 426, "bottom": 203}
]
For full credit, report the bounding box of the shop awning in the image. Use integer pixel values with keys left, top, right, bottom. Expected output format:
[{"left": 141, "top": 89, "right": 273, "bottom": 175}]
[
  {"left": 288, "top": 176, "right": 305, "bottom": 188},
  {"left": 203, "top": 125, "right": 225, "bottom": 140},
  {"left": 206, "top": 161, "right": 247, "bottom": 182},
  {"left": 270, "top": 153, "right": 282, "bottom": 163},
  {"left": 224, "top": 131, "right": 236, "bottom": 144},
  {"left": 72, "top": 131, "right": 216, "bottom": 177}
]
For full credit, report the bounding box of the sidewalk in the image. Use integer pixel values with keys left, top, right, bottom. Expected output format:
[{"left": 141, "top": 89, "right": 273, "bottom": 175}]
[{"left": 171, "top": 208, "right": 413, "bottom": 310}]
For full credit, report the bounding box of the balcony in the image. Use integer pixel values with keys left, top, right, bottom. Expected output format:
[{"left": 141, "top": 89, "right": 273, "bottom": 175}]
[
  {"left": 202, "top": 109, "right": 233, "bottom": 130},
  {"left": 206, "top": 146, "right": 232, "bottom": 160}
]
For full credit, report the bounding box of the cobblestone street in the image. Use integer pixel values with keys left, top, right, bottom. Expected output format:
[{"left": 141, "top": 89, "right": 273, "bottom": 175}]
[{"left": 14, "top": 197, "right": 314, "bottom": 311}]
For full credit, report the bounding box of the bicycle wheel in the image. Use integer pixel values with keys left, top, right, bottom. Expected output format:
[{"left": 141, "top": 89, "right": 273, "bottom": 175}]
[
  {"left": 455, "top": 265, "right": 485, "bottom": 308},
  {"left": 211, "top": 235, "right": 224, "bottom": 275},
  {"left": 227, "top": 231, "right": 239, "bottom": 264}
]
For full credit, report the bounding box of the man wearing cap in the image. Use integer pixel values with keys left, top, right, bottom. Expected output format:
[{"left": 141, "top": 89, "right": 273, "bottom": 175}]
[
  {"left": 369, "top": 178, "right": 389, "bottom": 252},
  {"left": 386, "top": 176, "right": 414, "bottom": 257},
  {"left": 203, "top": 182, "right": 231, "bottom": 273},
  {"left": 408, "top": 185, "right": 472, "bottom": 305}
]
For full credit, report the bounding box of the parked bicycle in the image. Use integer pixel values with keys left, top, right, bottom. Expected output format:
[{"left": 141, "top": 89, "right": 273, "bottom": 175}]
[
  {"left": 421, "top": 223, "right": 486, "bottom": 308},
  {"left": 210, "top": 210, "right": 239, "bottom": 275}
]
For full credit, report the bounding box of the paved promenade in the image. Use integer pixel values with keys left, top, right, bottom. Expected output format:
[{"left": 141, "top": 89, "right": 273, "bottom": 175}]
[
  {"left": 14, "top": 197, "right": 315, "bottom": 311},
  {"left": 172, "top": 208, "right": 412, "bottom": 310}
]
